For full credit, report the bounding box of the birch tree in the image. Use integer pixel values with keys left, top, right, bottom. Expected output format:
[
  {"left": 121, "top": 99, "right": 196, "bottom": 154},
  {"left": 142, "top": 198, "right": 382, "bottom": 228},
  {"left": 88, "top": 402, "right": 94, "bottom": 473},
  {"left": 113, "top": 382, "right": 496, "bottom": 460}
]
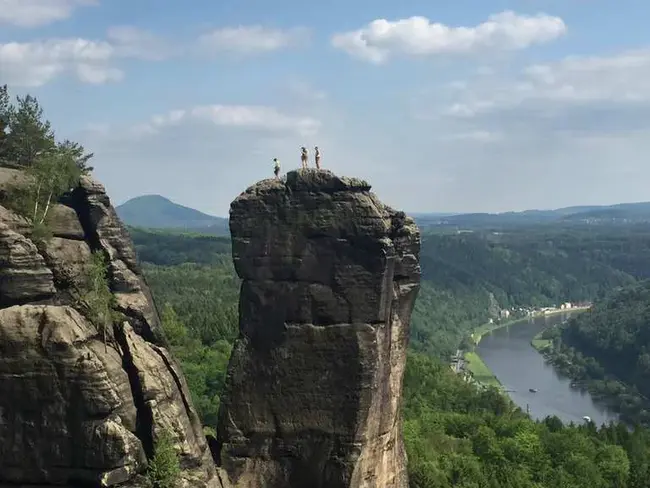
[{"left": 25, "top": 147, "right": 81, "bottom": 229}]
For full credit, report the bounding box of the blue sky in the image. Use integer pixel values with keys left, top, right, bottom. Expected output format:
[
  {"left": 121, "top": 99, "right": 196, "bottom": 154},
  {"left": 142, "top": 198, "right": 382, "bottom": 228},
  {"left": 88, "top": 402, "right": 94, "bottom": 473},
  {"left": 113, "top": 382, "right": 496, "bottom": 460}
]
[{"left": 2, "top": 0, "right": 650, "bottom": 217}]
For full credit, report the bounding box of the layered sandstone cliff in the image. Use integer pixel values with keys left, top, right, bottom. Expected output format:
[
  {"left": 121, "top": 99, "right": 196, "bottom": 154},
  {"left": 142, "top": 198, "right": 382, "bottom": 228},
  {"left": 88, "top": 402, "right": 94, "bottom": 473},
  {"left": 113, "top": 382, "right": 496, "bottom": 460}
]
[
  {"left": 215, "top": 169, "right": 421, "bottom": 488},
  {"left": 0, "top": 168, "right": 221, "bottom": 488}
]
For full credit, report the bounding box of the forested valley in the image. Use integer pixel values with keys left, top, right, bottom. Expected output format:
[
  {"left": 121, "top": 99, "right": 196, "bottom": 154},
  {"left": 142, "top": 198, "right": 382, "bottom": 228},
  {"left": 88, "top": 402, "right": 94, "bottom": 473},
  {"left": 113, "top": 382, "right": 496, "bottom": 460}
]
[
  {"left": 132, "top": 224, "right": 650, "bottom": 488},
  {"left": 540, "top": 280, "right": 650, "bottom": 427}
]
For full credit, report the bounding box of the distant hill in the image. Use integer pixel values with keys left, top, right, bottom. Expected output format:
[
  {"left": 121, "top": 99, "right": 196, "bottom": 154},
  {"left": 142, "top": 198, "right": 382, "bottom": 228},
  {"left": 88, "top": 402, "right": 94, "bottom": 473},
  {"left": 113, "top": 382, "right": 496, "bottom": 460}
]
[
  {"left": 116, "top": 195, "right": 229, "bottom": 235},
  {"left": 414, "top": 201, "right": 650, "bottom": 229},
  {"left": 560, "top": 202, "right": 650, "bottom": 223},
  {"left": 118, "top": 194, "right": 650, "bottom": 235}
]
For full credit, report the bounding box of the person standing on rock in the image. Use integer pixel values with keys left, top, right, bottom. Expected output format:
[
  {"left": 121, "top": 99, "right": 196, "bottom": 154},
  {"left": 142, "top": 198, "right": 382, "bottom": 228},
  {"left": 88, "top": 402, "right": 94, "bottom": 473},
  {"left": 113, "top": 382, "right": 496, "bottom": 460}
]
[
  {"left": 314, "top": 146, "right": 321, "bottom": 169},
  {"left": 273, "top": 158, "right": 280, "bottom": 179},
  {"left": 300, "top": 146, "right": 308, "bottom": 169}
]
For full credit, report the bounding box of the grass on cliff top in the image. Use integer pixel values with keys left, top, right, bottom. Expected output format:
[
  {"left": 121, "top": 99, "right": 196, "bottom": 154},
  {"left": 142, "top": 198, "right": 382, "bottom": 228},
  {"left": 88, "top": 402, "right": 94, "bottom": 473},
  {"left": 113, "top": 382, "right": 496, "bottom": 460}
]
[{"left": 463, "top": 352, "right": 501, "bottom": 388}]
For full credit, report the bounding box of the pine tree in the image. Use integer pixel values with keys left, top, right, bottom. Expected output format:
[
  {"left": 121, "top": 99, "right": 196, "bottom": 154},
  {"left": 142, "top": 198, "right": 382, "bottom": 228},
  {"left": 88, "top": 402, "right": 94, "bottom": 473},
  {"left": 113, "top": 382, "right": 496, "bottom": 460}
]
[
  {"left": 57, "top": 139, "right": 94, "bottom": 173},
  {"left": 0, "top": 86, "right": 94, "bottom": 172},
  {"left": 4, "top": 94, "right": 56, "bottom": 167}
]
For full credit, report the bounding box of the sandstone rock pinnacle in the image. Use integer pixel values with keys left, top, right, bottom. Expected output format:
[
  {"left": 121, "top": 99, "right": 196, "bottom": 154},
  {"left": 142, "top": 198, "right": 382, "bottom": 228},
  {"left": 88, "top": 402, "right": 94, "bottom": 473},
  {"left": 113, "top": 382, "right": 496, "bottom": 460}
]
[
  {"left": 215, "top": 169, "right": 421, "bottom": 488},
  {"left": 0, "top": 168, "right": 221, "bottom": 488}
]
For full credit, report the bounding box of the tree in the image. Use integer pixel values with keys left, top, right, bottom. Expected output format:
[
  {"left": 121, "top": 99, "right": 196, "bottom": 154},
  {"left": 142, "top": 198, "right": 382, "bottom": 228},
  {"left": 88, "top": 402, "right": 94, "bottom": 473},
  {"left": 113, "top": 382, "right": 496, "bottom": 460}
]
[
  {"left": 543, "top": 415, "right": 564, "bottom": 433},
  {"left": 160, "top": 304, "right": 188, "bottom": 346},
  {"left": 0, "top": 87, "right": 96, "bottom": 239},
  {"left": 57, "top": 138, "right": 94, "bottom": 173},
  {"left": 0, "top": 87, "right": 94, "bottom": 172},
  {"left": 147, "top": 429, "right": 181, "bottom": 488},
  {"left": 596, "top": 444, "right": 630, "bottom": 488},
  {"left": 4, "top": 94, "right": 56, "bottom": 167},
  {"left": 471, "top": 425, "right": 504, "bottom": 464},
  {"left": 6, "top": 146, "right": 83, "bottom": 237},
  {"left": 79, "top": 251, "right": 116, "bottom": 351}
]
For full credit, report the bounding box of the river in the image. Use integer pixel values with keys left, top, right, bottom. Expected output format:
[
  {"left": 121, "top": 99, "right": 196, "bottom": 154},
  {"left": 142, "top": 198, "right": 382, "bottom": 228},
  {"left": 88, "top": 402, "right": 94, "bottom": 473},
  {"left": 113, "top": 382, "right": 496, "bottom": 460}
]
[{"left": 476, "top": 312, "right": 619, "bottom": 426}]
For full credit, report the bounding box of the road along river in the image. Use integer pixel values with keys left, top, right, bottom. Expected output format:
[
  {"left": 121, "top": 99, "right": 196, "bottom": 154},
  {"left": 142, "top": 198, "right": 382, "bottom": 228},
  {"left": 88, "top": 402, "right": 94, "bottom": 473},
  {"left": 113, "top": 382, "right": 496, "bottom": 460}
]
[{"left": 476, "top": 312, "right": 619, "bottom": 426}]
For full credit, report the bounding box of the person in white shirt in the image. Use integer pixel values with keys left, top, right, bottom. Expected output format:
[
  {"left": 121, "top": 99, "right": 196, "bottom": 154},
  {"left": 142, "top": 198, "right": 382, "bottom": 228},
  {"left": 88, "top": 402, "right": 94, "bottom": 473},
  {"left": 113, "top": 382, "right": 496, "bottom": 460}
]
[{"left": 314, "top": 146, "right": 321, "bottom": 169}]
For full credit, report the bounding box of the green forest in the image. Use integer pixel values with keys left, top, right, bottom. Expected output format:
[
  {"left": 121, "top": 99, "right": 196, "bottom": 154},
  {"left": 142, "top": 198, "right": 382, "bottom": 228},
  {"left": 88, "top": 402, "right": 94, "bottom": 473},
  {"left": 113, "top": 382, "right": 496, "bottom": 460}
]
[
  {"left": 131, "top": 226, "right": 650, "bottom": 487},
  {"left": 540, "top": 281, "right": 650, "bottom": 427},
  {"left": 396, "top": 226, "right": 650, "bottom": 358}
]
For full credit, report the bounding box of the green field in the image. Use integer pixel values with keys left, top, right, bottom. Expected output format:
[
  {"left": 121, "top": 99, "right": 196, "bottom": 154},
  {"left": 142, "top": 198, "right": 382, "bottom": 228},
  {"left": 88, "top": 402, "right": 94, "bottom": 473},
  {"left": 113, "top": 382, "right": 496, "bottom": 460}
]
[
  {"left": 463, "top": 351, "right": 502, "bottom": 388},
  {"left": 531, "top": 331, "right": 552, "bottom": 352}
]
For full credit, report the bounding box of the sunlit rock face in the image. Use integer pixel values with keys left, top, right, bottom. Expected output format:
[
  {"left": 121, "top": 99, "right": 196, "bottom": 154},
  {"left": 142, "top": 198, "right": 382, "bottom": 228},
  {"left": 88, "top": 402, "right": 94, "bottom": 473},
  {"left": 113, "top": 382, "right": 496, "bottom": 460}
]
[
  {"left": 0, "top": 168, "right": 222, "bottom": 488},
  {"left": 216, "top": 169, "right": 421, "bottom": 488}
]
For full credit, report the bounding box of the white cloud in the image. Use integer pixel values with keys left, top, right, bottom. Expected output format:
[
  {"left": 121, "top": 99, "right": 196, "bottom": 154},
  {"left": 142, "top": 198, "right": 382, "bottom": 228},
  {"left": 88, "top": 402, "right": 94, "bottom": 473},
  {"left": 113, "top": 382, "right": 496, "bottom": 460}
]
[
  {"left": 522, "top": 49, "right": 650, "bottom": 103},
  {"left": 0, "top": 26, "right": 175, "bottom": 87},
  {"left": 198, "top": 25, "right": 309, "bottom": 55},
  {"left": 75, "top": 62, "right": 123, "bottom": 84},
  {"left": 106, "top": 25, "right": 176, "bottom": 61},
  {"left": 0, "top": 38, "right": 121, "bottom": 87},
  {"left": 331, "top": 10, "right": 566, "bottom": 63},
  {"left": 441, "top": 48, "right": 650, "bottom": 135},
  {"left": 124, "top": 105, "right": 320, "bottom": 138},
  {"left": 373, "top": 44, "right": 650, "bottom": 213},
  {"left": 1, "top": 23, "right": 309, "bottom": 86},
  {"left": 0, "top": 0, "right": 96, "bottom": 27}
]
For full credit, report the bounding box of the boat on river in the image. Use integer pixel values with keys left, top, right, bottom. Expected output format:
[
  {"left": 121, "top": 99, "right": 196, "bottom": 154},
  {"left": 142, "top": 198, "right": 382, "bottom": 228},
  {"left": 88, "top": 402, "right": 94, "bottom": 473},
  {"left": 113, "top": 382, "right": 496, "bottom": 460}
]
[{"left": 529, "top": 388, "right": 539, "bottom": 393}]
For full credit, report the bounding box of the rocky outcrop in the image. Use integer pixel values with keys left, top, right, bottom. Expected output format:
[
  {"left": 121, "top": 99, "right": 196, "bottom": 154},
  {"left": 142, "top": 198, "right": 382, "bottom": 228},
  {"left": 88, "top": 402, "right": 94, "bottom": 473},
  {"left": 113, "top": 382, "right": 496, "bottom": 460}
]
[
  {"left": 0, "top": 168, "right": 221, "bottom": 487},
  {"left": 215, "top": 170, "right": 421, "bottom": 488}
]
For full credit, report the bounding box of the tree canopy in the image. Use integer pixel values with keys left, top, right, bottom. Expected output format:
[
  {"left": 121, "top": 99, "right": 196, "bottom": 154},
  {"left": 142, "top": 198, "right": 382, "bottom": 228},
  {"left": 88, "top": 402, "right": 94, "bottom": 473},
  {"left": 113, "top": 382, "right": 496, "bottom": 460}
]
[
  {"left": 0, "top": 84, "right": 93, "bottom": 171},
  {"left": 0, "top": 85, "right": 94, "bottom": 235}
]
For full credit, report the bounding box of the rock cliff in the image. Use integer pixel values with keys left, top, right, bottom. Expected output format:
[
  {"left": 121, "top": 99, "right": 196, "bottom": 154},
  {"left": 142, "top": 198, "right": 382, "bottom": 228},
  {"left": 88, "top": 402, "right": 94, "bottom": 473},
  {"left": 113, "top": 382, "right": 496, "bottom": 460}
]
[
  {"left": 0, "top": 168, "right": 221, "bottom": 488},
  {"left": 215, "top": 170, "right": 421, "bottom": 488}
]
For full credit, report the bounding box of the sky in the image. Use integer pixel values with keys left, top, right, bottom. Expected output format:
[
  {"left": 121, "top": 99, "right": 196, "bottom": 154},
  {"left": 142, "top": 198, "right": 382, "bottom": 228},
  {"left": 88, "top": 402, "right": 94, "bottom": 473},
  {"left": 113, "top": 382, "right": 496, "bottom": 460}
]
[{"left": 2, "top": 0, "right": 650, "bottom": 217}]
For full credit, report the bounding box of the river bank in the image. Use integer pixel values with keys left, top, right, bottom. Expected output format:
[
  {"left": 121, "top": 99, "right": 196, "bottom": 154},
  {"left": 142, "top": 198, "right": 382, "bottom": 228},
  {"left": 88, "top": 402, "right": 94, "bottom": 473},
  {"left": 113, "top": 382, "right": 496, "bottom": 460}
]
[
  {"left": 531, "top": 331, "right": 552, "bottom": 352},
  {"left": 462, "top": 316, "right": 538, "bottom": 389},
  {"left": 531, "top": 334, "right": 649, "bottom": 426},
  {"left": 463, "top": 351, "right": 501, "bottom": 388},
  {"left": 470, "top": 306, "right": 590, "bottom": 346},
  {"left": 459, "top": 307, "right": 590, "bottom": 390}
]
